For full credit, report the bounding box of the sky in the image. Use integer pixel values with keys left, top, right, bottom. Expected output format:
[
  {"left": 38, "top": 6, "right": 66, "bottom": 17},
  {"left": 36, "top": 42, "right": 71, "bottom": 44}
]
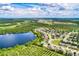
[{"left": 0, "top": 3, "right": 79, "bottom": 18}]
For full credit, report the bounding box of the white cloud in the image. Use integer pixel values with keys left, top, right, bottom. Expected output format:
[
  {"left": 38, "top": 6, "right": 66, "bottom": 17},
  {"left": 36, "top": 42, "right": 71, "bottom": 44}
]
[
  {"left": 1, "top": 5, "right": 14, "bottom": 11},
  {"left": 0, "top": 3, "right": 79, "bottom": 18}
]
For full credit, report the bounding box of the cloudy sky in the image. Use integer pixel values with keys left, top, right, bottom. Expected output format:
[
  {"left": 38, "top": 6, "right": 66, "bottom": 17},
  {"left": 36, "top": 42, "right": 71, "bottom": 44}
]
[{"left": 0, "top": 3, "right": 79, "bottom": 18}]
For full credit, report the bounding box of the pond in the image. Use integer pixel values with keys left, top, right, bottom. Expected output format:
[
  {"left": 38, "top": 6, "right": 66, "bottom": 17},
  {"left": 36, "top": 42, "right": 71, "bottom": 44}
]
[{"left": 0, "top": 32, "right": 36, "bottom": 48}]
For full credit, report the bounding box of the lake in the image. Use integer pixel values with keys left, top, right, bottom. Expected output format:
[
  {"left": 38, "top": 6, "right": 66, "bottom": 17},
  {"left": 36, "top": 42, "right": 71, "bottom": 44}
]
[{"left": 0, "top": 32, "right": 36, "bottom": 48}]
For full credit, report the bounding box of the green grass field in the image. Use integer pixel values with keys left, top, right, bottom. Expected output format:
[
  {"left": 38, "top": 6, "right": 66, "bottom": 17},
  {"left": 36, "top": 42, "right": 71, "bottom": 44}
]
[
  {"left": 52, "top": 39, "right": 62, "bottom": 46},
  {"left": 0, "top": 45, "right": 63, "bottom": 56},
  {"left": 0, "top": 20, "right": 79, "bottom": 34}
]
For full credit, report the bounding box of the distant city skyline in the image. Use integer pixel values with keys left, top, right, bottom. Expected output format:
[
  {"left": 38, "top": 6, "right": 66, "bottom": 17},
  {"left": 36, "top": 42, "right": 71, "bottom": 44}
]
[{"left": 0, "top": 3, "right": 79, "bottom": 18}]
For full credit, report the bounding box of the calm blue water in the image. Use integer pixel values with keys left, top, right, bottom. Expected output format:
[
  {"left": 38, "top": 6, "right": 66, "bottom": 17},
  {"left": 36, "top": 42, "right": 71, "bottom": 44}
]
[{"left": 0, "top": 32, "right": 36, "bottom": 48}]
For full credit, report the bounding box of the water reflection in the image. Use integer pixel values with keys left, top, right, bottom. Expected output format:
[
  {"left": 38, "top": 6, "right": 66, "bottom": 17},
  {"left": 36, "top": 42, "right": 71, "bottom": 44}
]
[{"left": 0, "top": 32, "right": 36, "bottom": 48}]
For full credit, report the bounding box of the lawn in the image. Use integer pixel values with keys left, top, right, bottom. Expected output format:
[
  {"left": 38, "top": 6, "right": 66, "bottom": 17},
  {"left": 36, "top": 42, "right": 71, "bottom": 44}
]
[
  {"left": 52, "top": 39, "right": 62, "bottom": 45},
  {"left": 0, "top": 45, "right": 63, "bottom": 56}
]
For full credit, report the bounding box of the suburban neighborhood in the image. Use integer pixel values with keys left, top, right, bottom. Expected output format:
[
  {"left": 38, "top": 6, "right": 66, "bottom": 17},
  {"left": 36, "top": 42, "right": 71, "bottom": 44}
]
[{"left": 35, "top": 27, "right": 79, "bottom": 56}]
